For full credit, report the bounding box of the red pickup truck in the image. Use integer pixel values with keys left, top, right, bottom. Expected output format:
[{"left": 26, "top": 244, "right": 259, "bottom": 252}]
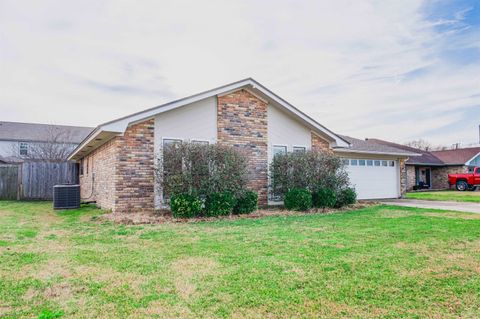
[{"left": 448, "top": 167, "right": 480, "bottom": 191}]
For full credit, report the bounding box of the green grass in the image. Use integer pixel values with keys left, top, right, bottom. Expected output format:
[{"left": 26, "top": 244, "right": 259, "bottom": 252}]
[
  {"left": 1, "top": 201, "right": 480, "bottom": 318},
  {"left": 405, "top": 190, "right": 480, "bottom": 202}
]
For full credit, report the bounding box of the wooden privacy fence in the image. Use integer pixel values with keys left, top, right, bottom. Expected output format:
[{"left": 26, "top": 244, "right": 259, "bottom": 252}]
[{"left": 0, "top": 162, "right": 78, "bottom": 200}]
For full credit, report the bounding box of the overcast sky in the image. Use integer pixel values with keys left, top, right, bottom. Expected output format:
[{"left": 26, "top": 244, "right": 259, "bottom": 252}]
[{"left": 1, "top": 0, "right": 479, "bottom": 146}]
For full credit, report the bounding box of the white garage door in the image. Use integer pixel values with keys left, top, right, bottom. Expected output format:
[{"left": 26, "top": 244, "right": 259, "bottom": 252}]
[{"left": 345, "top": 159, "right": 399, "bottom": 199}]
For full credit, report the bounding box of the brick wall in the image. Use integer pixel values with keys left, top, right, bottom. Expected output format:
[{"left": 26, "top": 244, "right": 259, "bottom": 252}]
[
  {"left": 431, "top": 166, "right": 467, "bottom": 189},
  {"left": 311, "top": 133, "right": 330, "bottom": 151},
  {"left": 79, "top": 139, "right": 117, "bottom": 211},
  {"left": 79, "top": 119, "right": 155, "bottom": 213},
  {"left": 406, "top": 165, "right": 416, "bottom": 191},
  {"left": 115, "top": 119, "right": 155, "bottom": 213},
  {"left": 399, "top": 159, "right": 407, "bottom": 196},
  {"left": 217, "top": 89, "right": 269, "bottom": 206}
]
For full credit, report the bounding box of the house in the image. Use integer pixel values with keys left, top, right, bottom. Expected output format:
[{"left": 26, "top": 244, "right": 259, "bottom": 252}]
[
  {"left": 0, "top": 121, "right": 93, "bottom": 162},
  {"left": 368, "top": 139, "right": 480, "bottom": 190},
  {"left": 68, "top": 78, "right": 417, "bottom": 213}
]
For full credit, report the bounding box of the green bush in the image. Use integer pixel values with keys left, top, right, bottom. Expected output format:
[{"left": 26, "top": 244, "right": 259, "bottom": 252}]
[
  {"left": 312, "top": 187, "right": 337, "bottom": 208},
  {"left": 284, "top": 188, "right": 312, "bottom": 211},
  {"left": 234, "top": 191, "right": 258, "bottom": 214},
  {"left": 335, "top": 187, "right": 357, "bottom": 208},
  {"left": 270, "top": 150, "right": 349, "bottom": 197},
  {"left": 160, "top": 142, "right": 248, "bottom": 199},
  {"left": 170, "top": 194, "right": 203, "bottom": 218},
  {"left": 205, "top": 192, "right": 237, "bottom": 216}
]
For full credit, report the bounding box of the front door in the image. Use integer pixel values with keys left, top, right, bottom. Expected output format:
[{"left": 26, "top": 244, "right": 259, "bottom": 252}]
[
  {"left": 425, "top": 168, "right": 431, "bottom": 188},
  {"left": 418, "top": 167, "right": 432, "bottom": 188}
]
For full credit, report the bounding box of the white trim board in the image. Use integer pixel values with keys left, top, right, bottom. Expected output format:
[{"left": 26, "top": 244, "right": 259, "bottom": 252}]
[{"left": 69, "top": 78, "right": 350, "bottom": 160}]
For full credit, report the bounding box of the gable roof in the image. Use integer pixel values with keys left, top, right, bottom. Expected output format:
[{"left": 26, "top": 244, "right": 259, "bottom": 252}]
[
  {"left": 430, "top": 147, "right": 480, "bottom": 165},
  {"left": 368, "top": 138, "right": 480, "bottom": 166},
  {"left": 367, "top": 138, "right": 444, "bottom": 165},
  {"left": 0, "top": 121, "right": 93, "bottom": 144},
  {"left": 335, "top": 136, "right": 419, "bottom": 157},
  {"left": 69, "top": 78, "right": 351, "bottom": 160}
]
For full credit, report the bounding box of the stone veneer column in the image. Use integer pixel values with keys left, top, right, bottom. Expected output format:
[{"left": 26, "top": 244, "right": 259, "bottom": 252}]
[
  {"left": 399, "top": 159, "right": 407, "bottom": 196},
  {"left": 114, "top": 119, "right": 155, "bottom": 213},
  {"left": 311, "top": 133, "right": 330, "bottom": 151},
  {"left": 217, "top": 89, "right": 269, "bottom": 206}
]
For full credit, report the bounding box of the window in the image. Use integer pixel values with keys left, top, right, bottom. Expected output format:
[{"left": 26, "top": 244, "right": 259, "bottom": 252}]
[
  {"left": 374, "top": 160, "right": 381, "bottom": 166},
  {"left": 382, "top": 160, "right": 388, "bottom": 167},
  {"left": 293, "top": 146, "right": 306, "bottom": 153},
  {"left": 367, "top": 160, "right": 373, "bottom": 166},
  {"left": 192, "top": 140, "right": 209, "bottom": 145},
  {"left": 19, "top": 142, "right": 28, "bottom": 156},
  {"left": 273, "top": 145, "right": 287, "bottom": 157},
  {"left": 389, "top": 161, "right": 395, "bottom": 167},
  {"left": 359, "top": 160, "right": 366, "bottom": 166},
  {"left": 86, "top": 158, "right": 89, "bottom": 174},
  {"left": 163, "top": 139, "right": 182, "bottom": 147},
  {"left": 80, "top": 159, "right": 84, "bottom": 175},
  {"left": 342, "top": 159, "right": 349, "bottom": 165},
  {"left": 351, "top": 159, "right": 358, "bottom": 166}
]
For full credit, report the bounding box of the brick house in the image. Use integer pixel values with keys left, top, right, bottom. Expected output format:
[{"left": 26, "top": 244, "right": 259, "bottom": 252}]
[
  {"left": 68, "top": 78, "right": 416, "bottom": 213},
  {"left": 369, "top": 139, "right": 480, "bottom": 190}
]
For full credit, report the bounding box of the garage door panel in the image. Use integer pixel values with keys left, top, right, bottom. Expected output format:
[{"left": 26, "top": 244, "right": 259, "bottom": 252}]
[{"left": 346, "top": 160, "right": 399, "bottom": 199}]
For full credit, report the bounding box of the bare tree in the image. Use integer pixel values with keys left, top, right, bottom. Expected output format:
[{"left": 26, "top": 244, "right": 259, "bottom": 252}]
[
  {"left": 404, "top": 139, "right": 433, "bottom": 151},
  {"left": 10, "top": 125, "right": 77, "bottom": 162},
  {"left": 404, "top": 139, "right": 452, "bottom": 151}
]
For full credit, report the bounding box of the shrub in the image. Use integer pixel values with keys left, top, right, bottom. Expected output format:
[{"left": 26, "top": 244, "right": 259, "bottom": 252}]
[
  {"left": 205, "top": 192, "right": 237, "bottom": 216},
  {"left": 270, "top": 150, "right": 350, "bottom": 199},
  {"left": 234, "top": 191, "right": 258, "bottom": 214},
  {"left": 159, "top": 142, "right": 248, "bottom": 199},
  {"left": 312, "top": 187, "right": 337, "bottom": 208},
  {"left": 335, "top": 187, "right": 357, "bottom": 208},
  {"left": 170, "top": 193, "right": 203, "bottom": 218},
  {"left": 284, "top": 188, "right": 312, "bottom": 211}
]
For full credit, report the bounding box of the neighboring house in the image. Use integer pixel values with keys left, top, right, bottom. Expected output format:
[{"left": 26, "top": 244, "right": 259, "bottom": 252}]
[
  {"left": 368, "top": 138, "right": 480, "bottom": 190},
  {"left": 0, "top": 121, "right": 93, "bottom": 162},
  {"left": 68, "top": 78, "right": 417, "bottom": 213}
]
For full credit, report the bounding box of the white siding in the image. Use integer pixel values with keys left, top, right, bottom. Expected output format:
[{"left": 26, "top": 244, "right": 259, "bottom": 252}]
[
  {"left": 153, "top": 96, "right": 217, "bottom": 207},
  {"left": 0, "top": 141, "right": 17, "bottom": 157},
  {"left": 467, "top": 153, "right": 480, "bottom": 167},
  {"left": 267, "top": 105, "right": 311, "bottom": 163}
]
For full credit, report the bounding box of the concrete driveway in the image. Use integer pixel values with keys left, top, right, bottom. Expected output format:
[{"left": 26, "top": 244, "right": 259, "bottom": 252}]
[{"left": 380, "top": 199, "right": 480, "bottom": 214}]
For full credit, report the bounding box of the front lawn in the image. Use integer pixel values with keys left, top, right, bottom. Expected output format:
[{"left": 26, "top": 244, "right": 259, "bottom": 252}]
[
  {"left": 405, "top": 190, "right": 480, "bottom": 202},
  {"left": 1, "top": 201, "right": 480, "bottom": 318}
]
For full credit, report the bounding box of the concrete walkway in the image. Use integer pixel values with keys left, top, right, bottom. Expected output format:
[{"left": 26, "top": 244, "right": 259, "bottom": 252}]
[{"left": 380, "top": 199, "right": 480, "bottom": 214}]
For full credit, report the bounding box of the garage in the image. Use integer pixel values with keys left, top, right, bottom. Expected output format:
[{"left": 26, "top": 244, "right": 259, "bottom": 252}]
[
  {"left": 335, "top": 135, "right": 420, "bottom": 200},
  {"left": 344, "top": 158, "right": 400, "bottom": 199}
]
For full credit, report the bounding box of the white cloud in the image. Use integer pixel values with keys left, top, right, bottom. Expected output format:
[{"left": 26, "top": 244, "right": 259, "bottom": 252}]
[{"left": 0, "top": 0, "right": 478, "bottom": 146}]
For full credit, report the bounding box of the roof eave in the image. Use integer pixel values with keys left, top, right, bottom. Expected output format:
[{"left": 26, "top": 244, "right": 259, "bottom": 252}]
[
  {"left": 333, "top": 148, "right": 420, "bottom": 157},
  {"left": 70, "top": 78, "right": 351, "bottom": 158}
]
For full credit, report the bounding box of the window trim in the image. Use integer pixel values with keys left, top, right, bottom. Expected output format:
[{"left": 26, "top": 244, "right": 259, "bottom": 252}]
[
  {"left": 272, "top": 144, "right": 288, "bottom": 157},
  {"left": 19, "top": 142, "right": 28, "bottom": 156},
  {"left": 79, "top": 158, "right": 84, "bottom": 175},
  {"left": 292, "top": 145, "right": 307, "bottom": 153},
  {"left": 191, "top": 140, "right": 209, "bottom": 145}
]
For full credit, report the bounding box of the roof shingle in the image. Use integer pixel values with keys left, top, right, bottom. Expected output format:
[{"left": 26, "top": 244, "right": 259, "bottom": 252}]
[
  {"left": 337, "top": 135, "right": 419, "bottom": 156},
  {"left": 0, "top": 122, "right": 93, "bottom": 144}
]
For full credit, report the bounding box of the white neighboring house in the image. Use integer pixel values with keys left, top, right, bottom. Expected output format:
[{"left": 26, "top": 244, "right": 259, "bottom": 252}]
[{"left": 0, "top": 122, "right": 93, "bottom": 163}]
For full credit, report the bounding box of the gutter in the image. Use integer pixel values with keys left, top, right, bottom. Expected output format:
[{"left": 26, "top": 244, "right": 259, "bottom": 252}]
[{"left": 333, "top": 148, "right": 420, "bottom": 157}]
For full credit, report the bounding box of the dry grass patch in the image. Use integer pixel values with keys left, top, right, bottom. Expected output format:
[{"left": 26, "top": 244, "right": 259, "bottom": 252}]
[{"left": 172, "top": 256, "right": 220, "bottom": 300}]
